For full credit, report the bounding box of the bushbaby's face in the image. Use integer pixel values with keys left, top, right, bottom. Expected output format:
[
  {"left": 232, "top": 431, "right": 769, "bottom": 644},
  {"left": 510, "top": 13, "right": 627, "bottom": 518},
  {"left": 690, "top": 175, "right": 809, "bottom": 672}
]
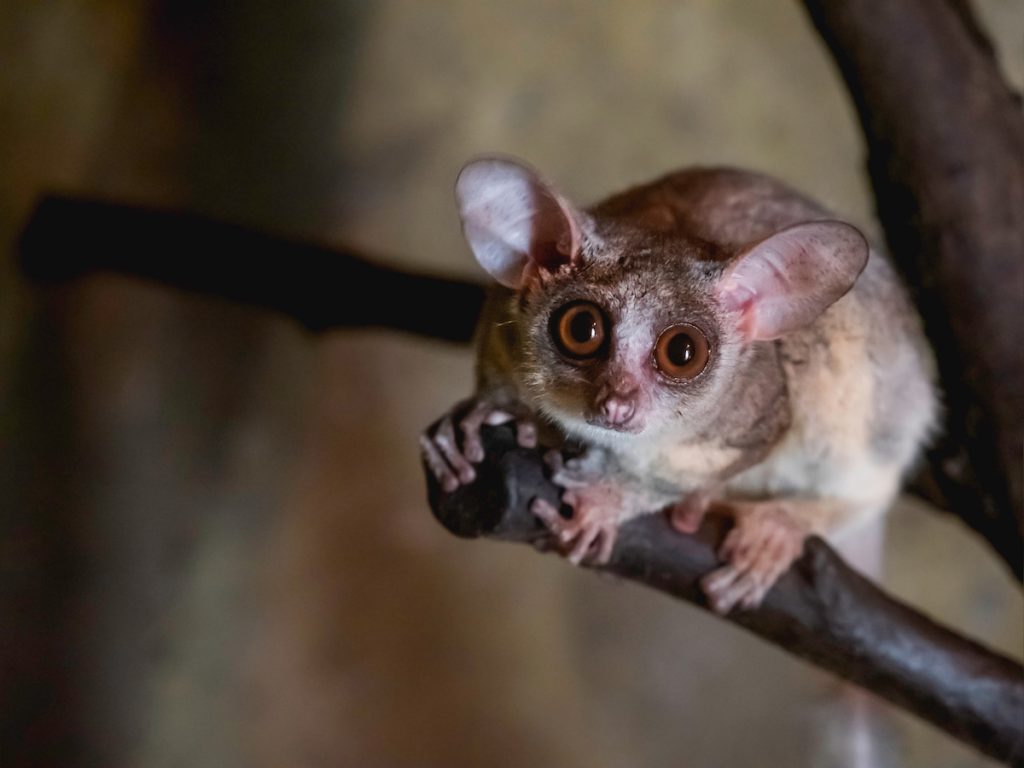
[
  {"left": 455, "top": 155, "right": 868, "bottom": 446},
  {"left": 516, "top": 229, "right": 741, "bottom": 444}
]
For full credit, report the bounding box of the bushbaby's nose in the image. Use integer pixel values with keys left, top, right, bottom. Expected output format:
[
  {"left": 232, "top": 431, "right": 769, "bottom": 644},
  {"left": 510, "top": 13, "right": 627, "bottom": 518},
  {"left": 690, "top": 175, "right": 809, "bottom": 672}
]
[{"left": 601, "top": 395, "right": 635, "bottom": 426}]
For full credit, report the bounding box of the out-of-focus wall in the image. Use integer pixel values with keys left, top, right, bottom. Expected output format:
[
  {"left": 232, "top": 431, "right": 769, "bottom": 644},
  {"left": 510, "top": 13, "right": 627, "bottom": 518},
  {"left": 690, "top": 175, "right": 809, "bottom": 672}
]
[{"left": 1, "top": 2, "right": 1021, "bottom": 767}]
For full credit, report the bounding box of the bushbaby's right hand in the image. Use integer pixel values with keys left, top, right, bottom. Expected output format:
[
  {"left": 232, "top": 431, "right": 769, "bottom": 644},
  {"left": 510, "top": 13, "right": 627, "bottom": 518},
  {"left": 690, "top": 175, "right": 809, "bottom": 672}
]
[{"left": 419, "top": 397, "right": 537, "bottom": 493}]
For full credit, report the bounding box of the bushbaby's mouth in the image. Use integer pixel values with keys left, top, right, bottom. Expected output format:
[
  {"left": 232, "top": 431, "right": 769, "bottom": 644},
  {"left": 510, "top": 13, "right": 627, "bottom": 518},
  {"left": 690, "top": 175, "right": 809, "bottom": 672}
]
[{"left": 585, "top": 413, "right": 644, "bottom": 434}]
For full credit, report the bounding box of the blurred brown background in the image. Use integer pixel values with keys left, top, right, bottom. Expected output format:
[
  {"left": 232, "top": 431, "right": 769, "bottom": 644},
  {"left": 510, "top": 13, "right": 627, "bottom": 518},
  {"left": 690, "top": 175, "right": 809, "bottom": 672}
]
[{"left": 1, "top": 2, "right": 1022, "bottom": 766}]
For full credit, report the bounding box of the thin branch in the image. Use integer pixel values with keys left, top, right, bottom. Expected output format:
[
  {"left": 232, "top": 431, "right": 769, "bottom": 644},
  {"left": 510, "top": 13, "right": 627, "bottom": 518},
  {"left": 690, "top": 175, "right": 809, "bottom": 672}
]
[{"left": 426, "top": 424, "right": 1024, "bottom": 765}]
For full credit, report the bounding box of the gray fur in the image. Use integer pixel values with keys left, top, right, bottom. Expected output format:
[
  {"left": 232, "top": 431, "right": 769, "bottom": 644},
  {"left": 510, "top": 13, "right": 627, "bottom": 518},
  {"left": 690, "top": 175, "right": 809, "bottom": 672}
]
[{"left": 468, "top": 162, "right": 937, "bottom": 539}]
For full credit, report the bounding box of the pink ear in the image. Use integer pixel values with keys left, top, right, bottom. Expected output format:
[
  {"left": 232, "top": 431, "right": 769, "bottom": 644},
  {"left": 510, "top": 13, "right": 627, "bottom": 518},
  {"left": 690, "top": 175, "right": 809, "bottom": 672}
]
[
  {"left": 455, "top": 158, "right": 583, "bottom": 288},
  {"left": 717, "top": 221, "right": 869, "bottom": 341}
]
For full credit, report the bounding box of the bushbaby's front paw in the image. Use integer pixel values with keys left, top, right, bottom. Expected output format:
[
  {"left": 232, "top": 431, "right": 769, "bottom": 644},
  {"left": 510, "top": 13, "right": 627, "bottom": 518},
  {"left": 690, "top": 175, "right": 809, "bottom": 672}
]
[
  {"left": 701, "top": 501, "right": 807, "bottom": 614},
  {"left": 529, "top": 446, "right": 625, "bottom": 565},
  {"left": 530, "top": 495, "right": 620, "bottom": 565},
  {"left": 420, "top": 397, "right": 537, "bottom": 493}
]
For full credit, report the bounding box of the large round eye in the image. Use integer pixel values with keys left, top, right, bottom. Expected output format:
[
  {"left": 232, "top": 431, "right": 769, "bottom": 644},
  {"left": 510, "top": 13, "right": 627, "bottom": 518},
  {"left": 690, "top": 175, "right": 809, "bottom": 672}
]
[
  {"left": 654, "top": 323, "right": 710, "bottom": 380},
  {"left": 551, "top": 301, "right": 607, "bottom": 360}
]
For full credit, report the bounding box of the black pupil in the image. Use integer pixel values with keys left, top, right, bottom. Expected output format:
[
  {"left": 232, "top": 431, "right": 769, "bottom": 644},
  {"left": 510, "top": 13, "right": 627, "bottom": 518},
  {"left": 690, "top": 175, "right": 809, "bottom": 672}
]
[
  {"left": 569, "top": 311, "right": 597, "bottom": 343},
  {"left": 666, "top": 332, "right": 694, "bottom": 366}
]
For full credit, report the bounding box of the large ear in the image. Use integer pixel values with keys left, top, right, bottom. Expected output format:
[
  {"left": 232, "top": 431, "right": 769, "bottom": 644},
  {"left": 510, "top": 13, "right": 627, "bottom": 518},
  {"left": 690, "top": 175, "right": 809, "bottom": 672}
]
[
  {"left": 717, "top": 221, "right": 869, "bottom": 341},
  {"left": 455, "top": 157, "right": 583, "bottom": 288}
]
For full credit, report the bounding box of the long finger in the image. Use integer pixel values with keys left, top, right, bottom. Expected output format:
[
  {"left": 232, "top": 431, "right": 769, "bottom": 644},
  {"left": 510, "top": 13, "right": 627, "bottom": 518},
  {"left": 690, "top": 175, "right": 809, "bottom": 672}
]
[
  {"left": 459, "top": 401, "right": 496, "bottom": 462},
  {"left": 739, "top": 580, "right": 772, "bottom": 611},
  {"left": 752, "top": 538, "right": 792, "bottom": 588},
  {"left": 717, "top": 526, "right": 745, "bottom": 563},
  {"left": 701, "top": 563, "right": 742, "bottom": 596},
  {"left": 419, "top": 434, "right": 459, "bottom": 493},
  {"left": 568, "top": 525, "right": 601, "bottom": 565},
  {"left": 531, "top": 498, "right": 569, "bottom": 542},
  {"left": 595, "top": 528, "right": 616, "bottom": 564},
  {"left": 434, "top": 418, "right": 476, "bottom": 484},
  {"left": 701, "top": 565, "right": 745, "bottom": 613},
  {"left": 708, "top": 569, "right": 760, "bottom": 615}
]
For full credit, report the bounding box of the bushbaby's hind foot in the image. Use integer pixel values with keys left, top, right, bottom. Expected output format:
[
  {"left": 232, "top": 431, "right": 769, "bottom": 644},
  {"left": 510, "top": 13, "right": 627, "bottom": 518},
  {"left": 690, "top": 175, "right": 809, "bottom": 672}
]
[{"left": 701, "top": 501, "right": 807, "bottom": 614}]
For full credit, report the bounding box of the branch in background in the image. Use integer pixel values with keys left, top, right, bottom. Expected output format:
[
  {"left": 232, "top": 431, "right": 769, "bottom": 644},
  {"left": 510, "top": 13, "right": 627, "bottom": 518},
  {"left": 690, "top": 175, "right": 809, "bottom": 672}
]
[
  {"left": 801, "top": 0, "right": 1024, "bottom": 578},
  {"left": 17, "top": 195, "right": 486, "bottom": 344},
  {"left": 426, "top": 424, "right": 1024, "bottom": 765}
]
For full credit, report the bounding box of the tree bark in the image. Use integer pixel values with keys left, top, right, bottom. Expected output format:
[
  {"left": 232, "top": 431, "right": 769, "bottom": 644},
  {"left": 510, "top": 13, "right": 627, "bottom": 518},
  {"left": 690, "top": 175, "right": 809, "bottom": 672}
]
[
  {"left": 17, "top": 195, "right": 486, "bottom": 345},
  {"left": 426, "top": 423, "right": 1024, "bottom": 765},
  {"left": 800, "top": 0, "right": 1024, "bottom": 578}
]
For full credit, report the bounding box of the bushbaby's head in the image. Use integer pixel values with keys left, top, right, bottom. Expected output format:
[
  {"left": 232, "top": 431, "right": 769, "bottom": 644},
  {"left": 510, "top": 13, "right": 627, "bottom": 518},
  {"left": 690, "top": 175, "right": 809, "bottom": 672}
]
[{"left": 456, "top": 157, "right": 867, "bottom": 444}]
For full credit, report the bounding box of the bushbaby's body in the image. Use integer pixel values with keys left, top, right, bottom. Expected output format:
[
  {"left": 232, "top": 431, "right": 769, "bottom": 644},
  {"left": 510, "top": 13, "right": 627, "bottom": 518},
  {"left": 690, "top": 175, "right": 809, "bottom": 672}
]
[{"left": 422, "top": 159, "right": 936, "bottom": 612}]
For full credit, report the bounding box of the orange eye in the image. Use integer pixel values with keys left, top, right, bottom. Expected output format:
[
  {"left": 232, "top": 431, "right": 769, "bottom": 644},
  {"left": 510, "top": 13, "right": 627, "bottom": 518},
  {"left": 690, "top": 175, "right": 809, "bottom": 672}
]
[
  {"left": 654, "top": 324, "right": 710, "bottom": 380},
  {"left": 551, "top": 301, "right": 607, "bottom": 360}
]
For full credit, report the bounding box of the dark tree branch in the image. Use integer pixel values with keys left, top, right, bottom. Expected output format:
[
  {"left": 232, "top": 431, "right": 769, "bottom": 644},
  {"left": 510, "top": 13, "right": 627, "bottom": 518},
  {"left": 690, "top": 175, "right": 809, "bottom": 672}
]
[
  {"left": 426, "top": 424, "right": 1024, "bottom": 765},
  {"left": 16, "top": 195, "right": 486, "bottom": 344},
  {"left": 800, "top": 0, "right": 1024, "bottom": 578}
]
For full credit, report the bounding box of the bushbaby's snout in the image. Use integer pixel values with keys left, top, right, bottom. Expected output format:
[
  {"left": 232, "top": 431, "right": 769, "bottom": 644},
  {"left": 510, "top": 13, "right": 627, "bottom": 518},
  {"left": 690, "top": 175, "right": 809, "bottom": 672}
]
[
  {"left": 601, "top": 395, "right": 635, "bottom": 426},
  {"left": 588, "top": 386, "right": 643, "bottom": 433}
]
